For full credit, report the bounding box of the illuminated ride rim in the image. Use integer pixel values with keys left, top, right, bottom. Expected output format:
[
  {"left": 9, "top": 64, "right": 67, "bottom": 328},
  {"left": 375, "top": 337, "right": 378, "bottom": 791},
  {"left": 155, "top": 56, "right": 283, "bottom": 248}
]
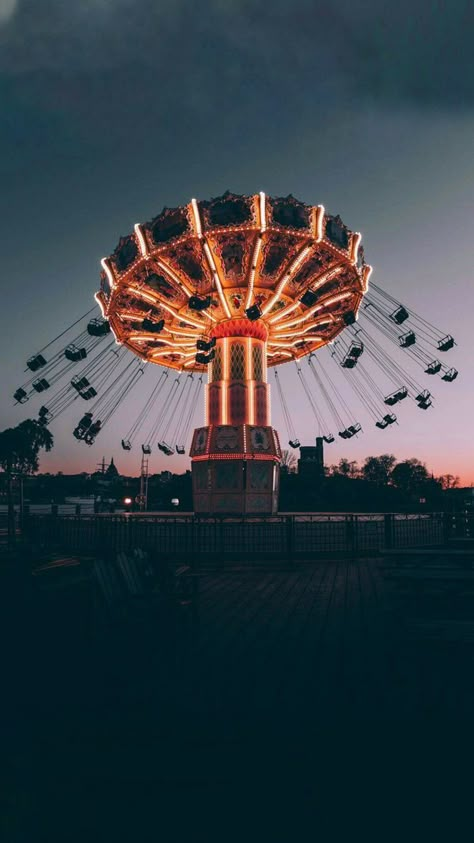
[
  {"left": 14, "top": 189, "right": 458, "bottom": 474},
  {"left": 95, "top": 191, "right": 371, "bottom": 371}
]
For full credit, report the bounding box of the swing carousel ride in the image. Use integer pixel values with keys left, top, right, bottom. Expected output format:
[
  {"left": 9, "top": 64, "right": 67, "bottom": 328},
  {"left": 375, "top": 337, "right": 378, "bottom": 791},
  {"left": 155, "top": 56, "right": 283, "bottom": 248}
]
[{"left": 13, "top": 192, "right": 458, "bottom": 513}]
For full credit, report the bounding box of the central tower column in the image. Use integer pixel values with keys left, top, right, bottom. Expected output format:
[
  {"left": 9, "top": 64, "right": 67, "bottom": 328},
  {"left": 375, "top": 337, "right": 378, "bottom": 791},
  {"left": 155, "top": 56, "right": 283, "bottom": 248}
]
[{"left": 190, "top": 318, "right": 281, "bottom": 514}]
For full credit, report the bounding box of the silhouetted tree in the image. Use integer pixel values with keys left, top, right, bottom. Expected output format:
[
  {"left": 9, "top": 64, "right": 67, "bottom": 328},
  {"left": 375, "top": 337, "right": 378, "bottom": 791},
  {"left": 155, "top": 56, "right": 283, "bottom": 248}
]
[
  {"left": 437, "top": 474, "right": 460, "bottom": 490},
  {"left": 391, "top": 458, "right": 430, "bottom": 497},
  {"left": 362, "top": 454, "right": 396, "bottom": 486},
  {"left": 281, "top": 449, "right": 297, "bottom": 475},
  {"left": 332, "top": 458, "right": 360, "bottom": 478},
  {"left": 0, "top": 419, "right": 54, "bottom": 541}
]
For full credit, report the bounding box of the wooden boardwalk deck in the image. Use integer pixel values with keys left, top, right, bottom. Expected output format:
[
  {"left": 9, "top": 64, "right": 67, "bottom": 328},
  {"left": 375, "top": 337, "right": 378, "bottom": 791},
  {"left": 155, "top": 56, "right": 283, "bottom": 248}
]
[{"left": 4, "top": 558, "right": 474, "bottom": 841}]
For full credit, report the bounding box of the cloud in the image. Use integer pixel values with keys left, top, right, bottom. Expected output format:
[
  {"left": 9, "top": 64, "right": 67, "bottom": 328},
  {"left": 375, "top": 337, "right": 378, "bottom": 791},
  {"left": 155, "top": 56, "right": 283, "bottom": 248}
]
[
  {"left": 0, "top": 0, "right": 473, "bottom": 111},
  {"left": 0, "top": 0, "right": 18, "bottom": 26}
]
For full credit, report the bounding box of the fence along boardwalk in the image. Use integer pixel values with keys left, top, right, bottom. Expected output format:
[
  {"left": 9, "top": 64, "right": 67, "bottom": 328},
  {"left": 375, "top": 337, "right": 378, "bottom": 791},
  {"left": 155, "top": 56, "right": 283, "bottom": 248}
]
[{"left": 21, "top": 510, "right": 449, "bottom": 559}]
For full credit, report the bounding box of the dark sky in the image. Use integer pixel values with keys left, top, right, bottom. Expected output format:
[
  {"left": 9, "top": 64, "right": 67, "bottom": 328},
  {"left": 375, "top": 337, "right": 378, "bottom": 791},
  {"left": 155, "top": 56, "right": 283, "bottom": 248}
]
[{"left": 1, "top": 0, "right": 473, "bottom": 481}]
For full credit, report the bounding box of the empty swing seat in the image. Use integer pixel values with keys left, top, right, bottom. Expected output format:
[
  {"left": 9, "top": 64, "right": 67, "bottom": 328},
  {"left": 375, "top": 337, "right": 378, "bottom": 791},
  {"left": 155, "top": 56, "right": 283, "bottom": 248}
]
[
  {"left": 342, "top": 356, "right": 357, "bottom": 369},
  {"left": 323, "top": 434, "right": 335, "bottom": 444},
  {"left": 121, "top": 439, "right": 132, "bottom": 451},
  {"left": 416, "top": 390, "right": 432, "bottom": 409},
  {"left": 65, "top": 344, "right": 87, "bottom": 362},
  {"left": 383, "top": 414, "right": 396, "bottom": 425},
  {"left": 196, "top": 337, "right": 216, "bottom": 352},
  {"left": 73, "top": 412, "right": 93, "bottom": 440},
  {"left": 415, "top": 390, "right": 431, "bottom": 404},
  {"left": 289, "top": 439, "right": 300, "bottom": 449},
  {"left": 425, "top": 360, "right": 441, "bottom": 375},
  {"left": 158, "top": 441, "right": 174, "bottom": 456},
  {"left": 84, "top": 421, "right": 102, "bottom": 444},
  {"left": 348, "top": 423, "right": 362, "bottom": 436},
  {"left": 384, "top": 387, "right": 408, "bottom": 406},
  {"left": 176, "top": 445, "right": 186, "bottom": 454},
  {"left": 80, "top": 387, "right": 97, "bottom": 400},
  {"left": 399, "top": 331, "right": 416, "bottom": 348},
  {"left": 142, "top": 318, "right": 165, "bottom": 333},
  {"left": 189, "top": 295, "right": 212, "bottom": 312},
  {"left": 341, "top": 339, "right": 364, "bottom": 368},
  {"left": 27, "top": 354, "right": 47, "bottom": 372},
  {"left": 438, "top": 335, "right": 454, "bottom": 351},
  {"left": 87, "top": 318, "right": 111, "bottom": 337},
  {"left": 32, "top": 378, "right": 50, "bottom": 393},
  {"left": 38, "top": 406, "right": 52, "bottom": 425},
  {"left": 142, "top": 444, "right": 152, "bottom": 455},
  {"left": 376, "top": 418, "right": 388, "bottom": 429},
  {"left": 71, "top": 376, "right": 90, "bottom": 392},
  {"left": 14, "top": 388, "right": 28, "bottom": 404},
  {"left": 441, "top": 367, "right": 458, "bottom": 382},
  {"left": 348, "top": 341, "right": 364, "bottom": 358},
  {"left": 390, "top": 306, "right": 409, "bottom": 324},
  {"left": 195, "top": 350, "right": 215, "bottom": 365}
]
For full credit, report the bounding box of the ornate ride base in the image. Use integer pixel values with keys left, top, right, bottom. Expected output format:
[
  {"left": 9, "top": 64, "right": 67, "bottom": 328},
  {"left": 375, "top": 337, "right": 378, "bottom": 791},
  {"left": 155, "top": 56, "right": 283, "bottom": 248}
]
[{"left": 190, "top": 319, "right": 281, "bottom": 514}]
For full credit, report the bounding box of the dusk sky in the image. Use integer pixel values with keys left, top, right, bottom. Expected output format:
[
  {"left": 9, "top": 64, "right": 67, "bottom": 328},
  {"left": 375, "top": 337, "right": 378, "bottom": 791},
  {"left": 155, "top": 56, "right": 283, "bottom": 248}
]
[{"left": 1, "top": 0, "right": 473, "bottom": 482}]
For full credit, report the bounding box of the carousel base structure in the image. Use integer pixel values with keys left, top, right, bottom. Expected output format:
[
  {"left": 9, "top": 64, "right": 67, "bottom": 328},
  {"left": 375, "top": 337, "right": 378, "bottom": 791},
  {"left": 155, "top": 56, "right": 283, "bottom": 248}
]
[{"left": 190, "top": 424, "right": 281, "bottom": 514}]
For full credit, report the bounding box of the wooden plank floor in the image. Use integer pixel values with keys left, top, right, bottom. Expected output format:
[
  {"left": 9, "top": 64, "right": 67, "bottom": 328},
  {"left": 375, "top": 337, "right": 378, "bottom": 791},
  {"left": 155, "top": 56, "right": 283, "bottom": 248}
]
[{"left": 5, "top": 558, "right": 474, "bottom": 842}]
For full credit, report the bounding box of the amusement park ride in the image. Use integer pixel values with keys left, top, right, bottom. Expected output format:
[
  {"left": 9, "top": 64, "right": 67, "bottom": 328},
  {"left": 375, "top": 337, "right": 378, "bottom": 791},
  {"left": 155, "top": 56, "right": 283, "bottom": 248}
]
[{"left": 13, "top": 192, "right": 458, "bottom": 513}]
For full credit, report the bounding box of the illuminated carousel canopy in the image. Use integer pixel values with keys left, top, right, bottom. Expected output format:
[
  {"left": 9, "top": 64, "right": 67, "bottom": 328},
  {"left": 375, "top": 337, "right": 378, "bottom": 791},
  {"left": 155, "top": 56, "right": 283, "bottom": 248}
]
[{"left": 95, "top": 191, "right": 371, "bottom": 371}]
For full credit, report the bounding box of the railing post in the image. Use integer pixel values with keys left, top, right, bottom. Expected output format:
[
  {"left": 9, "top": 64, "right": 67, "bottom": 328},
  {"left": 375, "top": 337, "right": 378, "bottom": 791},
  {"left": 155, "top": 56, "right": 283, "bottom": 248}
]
[
  {"left": 384, "top": 513, "right": 394, "bottom": 549},
  {"left": 286, "top": 515, "right": 294, "bottom": 565},
  {"left": 442, "top": 511, "right": 451, "bottom": 545},
  {"left": 349, "top": 515, "right": 359, "bottom": 559}
]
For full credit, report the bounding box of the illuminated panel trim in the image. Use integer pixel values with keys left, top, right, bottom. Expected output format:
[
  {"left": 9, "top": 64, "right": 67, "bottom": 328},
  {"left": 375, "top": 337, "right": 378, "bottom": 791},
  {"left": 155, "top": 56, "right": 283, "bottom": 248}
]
[
  {"left": 362, "top": 264, "right": 373, "bottom": 292},
  {"left": 314, "top": 204, "right": 325, "bottom": 241},
  {"left": 94, "top": 292, "right": 107, "bottom": 317},
  {"left": 259, "top": 192, "right": 267, "bottom": 232},
  {"left": 156, "top": 258, "right": 194, "bottom": 299},
  {"left": 223, "top": 337, "right": 230, "bottom": 380},
  {"left": 248, "top": 382, "right": 255, "bottom": 425},
  {"left": 245, "top": 236, "right": 262, "bottom": 310},
  {"left": 129, "top": 335, "right": 194, "bottom": 347},
  {"left": 350, "top": 232, "right": 362, "bottom": 265},
  {"left": 127, "top": 286, "right": 206, "bottom": 329},
  {"left": 126, "top": 285, "right": 157, "bottom": 305},
  {"left": 272, "top": 291, "right": 353, "bottom": 331},
  {"left": 273, "top": 317, "right": 333, "bottom": 338},
  {"left": 101, "top": 258, "right": 115, "bottom": 290},
  {"left": 267, "top": 350, "right": 293, "bottom": 359},
  {"left": 203, "top": 242, "right": 232, "bottom": 318},
  {"left": 268, "top": 338, "right": 321, "bottom": 349},
  {"left": 149, "top": 349, "right": 189, "bottom": 360},
  {"left": 134, "top": 223, "right": 148, "bottom": 258},
  {"left": 191, "top": 198, "right": 203, "bottom": 238},
  {"left": 260, "top": 244, "right": 313, "bottom": 317},
  {"left": 192, "top": 453, "right": 281, "bottom": 462},
  {"left": 246, "top": 337, "right": 252, "bottom": 380},
  {"left": 221, "top": 337, "right": 229, "bottom": 423},
  {"left": 267, "top": 264, "right": 345, "bottom": 325}
]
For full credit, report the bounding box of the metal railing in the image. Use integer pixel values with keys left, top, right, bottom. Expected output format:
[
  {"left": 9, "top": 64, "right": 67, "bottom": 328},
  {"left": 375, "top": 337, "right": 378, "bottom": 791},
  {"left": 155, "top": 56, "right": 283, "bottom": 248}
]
[{"left": 17, "top": 511, "right": 458, "bottom": 562}]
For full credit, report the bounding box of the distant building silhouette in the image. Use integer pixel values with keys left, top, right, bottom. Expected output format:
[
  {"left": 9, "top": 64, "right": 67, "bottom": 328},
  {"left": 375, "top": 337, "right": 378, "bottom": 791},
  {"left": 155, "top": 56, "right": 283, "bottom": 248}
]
[
  {"left": 105, "top": 457, "right": 119, "bottom": 478},
  {"left": 298, "top": 437, "right": 325, "bottom": 480}
]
